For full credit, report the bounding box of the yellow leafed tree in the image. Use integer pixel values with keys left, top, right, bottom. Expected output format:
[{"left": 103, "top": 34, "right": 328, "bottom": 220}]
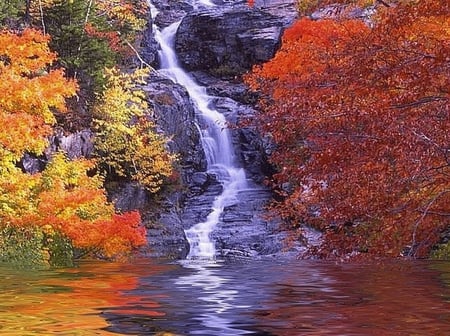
[{"left": 93, "top": 67, "right": 176, "bottom": 193}]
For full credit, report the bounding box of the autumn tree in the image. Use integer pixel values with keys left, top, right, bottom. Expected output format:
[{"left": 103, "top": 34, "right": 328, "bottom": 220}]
[
  {"left": 245, "top": 0, "right": 449, "bottom": 258},
  {"left": 0, "top": 29, "right": 146, "bottom": 266},
  {"left": 0, "top": 28, "right": 76, "bottom": 162},
  {"left": 92, "top": 67, "right": 176, "bottom": 193},
  {"left": 40, "top": 0, "right": 118, "bottom": 94}
]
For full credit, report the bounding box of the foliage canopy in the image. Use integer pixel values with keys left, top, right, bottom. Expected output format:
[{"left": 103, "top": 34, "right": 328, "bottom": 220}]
[{"left": 245, "top": 0, "right": 449, "bottom": 258}]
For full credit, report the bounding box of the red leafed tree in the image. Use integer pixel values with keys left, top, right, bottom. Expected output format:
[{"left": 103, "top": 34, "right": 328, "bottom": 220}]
[{"left": 245, "top": 0, "right": 449, "bottom": 258}]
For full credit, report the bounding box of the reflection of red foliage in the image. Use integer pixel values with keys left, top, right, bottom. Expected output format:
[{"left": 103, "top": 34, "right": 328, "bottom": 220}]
[{"left": 255, "top": 262, "right": 450, "bottom": 335}]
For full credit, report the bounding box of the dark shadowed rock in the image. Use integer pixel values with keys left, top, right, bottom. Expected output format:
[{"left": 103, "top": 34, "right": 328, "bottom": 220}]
[
  {"left": 144, "top": 71, "right": 207, "bottom": 180},
  {"left": 141, "top": 22, "right": 160, "bottom": 68},
  {"left": 175, "top": 1, "right": 297, "bottom": 77},
  {"left": 109, "top": 181, "right": 149, "bottom": 213},
  {"left": 19, "top": 153, "right": 46, "bottom": 174}
]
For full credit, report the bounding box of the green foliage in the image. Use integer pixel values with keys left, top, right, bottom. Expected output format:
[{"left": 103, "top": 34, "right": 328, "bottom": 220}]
[
  {"left": 43, "top": 0, "right": 117, "bottom": 93},
  {"left": 0, "top": 0, "right": 24, "bottom": 26},
  {"left": 0, "top": 225, "right": 74, "bottom": 268},
  {"left": 431, "top": 242, "right": 450, "bottom": 260},
  {"left": 45, "top": 229, "right": 74, "bottom": 267},
  {"left": 0, "top": 226, "right": 47, "bottom": 267}
]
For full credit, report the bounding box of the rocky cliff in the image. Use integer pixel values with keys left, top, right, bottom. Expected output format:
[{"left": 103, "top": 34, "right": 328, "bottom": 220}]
[{"left": 140, "top": 0, "right": 307, "bottom": 259}]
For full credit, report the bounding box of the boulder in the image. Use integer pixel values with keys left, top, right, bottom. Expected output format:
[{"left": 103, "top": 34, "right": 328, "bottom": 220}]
[{"left": 175, "top": 1, "right": 297, "bottom": 77}]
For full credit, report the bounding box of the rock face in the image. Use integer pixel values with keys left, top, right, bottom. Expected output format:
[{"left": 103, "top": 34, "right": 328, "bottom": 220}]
[
  {"left": 144, "top": 72, "right": 207, "bottom": 179},
  {"left": 20, "top": 128, "right": 94, "bottom": 174},
  {"left": 138, "top": 0, "right": 307, "bottom": 259},
  {"left": 66, "top": 0, "right": 305, "bottom": 259},
  {"left": 47, "top": 128, "right": 94, "bottom": 159},
  {"left": 309, "top": 3, "right": 377, "bottom": 26},
  {"left": 175, "top": 1, "right": 297, "bottom": 76}
]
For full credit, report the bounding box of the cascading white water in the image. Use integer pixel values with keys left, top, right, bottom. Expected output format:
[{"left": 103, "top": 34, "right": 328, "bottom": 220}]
[{"left": 151, "top": 1, "right": 248, "bottom": 259}]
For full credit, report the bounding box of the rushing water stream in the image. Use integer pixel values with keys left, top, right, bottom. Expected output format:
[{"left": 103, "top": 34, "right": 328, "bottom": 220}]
[{"left": 152, "top": 0, "right": 248, "bottom": 259}]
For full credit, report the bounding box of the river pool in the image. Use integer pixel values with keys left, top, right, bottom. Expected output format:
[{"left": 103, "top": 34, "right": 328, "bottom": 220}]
[{"left": 1, "top": 258, "right": 449, "bottom": 335}]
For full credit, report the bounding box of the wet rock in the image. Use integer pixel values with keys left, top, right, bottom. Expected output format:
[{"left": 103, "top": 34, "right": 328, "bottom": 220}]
[
  {"left": 140, "top": 0, "right": 304, "bottom": 260},
  {"left": 152, "top": 0, "right": 194, "bottom": 27},
  {"left": 208, "top": 96, "right": 273, "bottom": 183},
  {"left": 191, "top": 71, "right": 256, "bottom": 104},
  {"left": 190, "top": 172, "right": 209, "bottom": 186},
  {"left": 212, "top": 187, "right": 294, "bottom": 258},
  {"left": 181, "top": 174, "right": 223, "bottom": 229},
  {"left": 141, "top": 22, "right": 160, "bottom": 68},
  {"left": 144, "top": 194, "right": 190, "bottom": 259}
]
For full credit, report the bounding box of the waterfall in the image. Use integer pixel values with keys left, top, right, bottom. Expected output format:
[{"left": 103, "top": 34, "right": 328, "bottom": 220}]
[{"left": 150, "top": 2, "right": 248, "bottom": 259}]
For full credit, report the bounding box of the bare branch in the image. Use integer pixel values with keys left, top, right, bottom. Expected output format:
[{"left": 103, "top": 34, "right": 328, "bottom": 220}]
[
  {"left": 391, "top": 96, "right": 448, "bottom": 109},
  {"left": 409, "top": 189, "right": 450, "bottom": 257}
]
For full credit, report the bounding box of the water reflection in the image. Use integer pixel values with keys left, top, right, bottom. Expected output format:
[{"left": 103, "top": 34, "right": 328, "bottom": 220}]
[
  {"left": 0, "top": 259, "right": 449, "bottom": 335},
  {"left": 174, "top": 261, "right": 252, "bottom": 335}
]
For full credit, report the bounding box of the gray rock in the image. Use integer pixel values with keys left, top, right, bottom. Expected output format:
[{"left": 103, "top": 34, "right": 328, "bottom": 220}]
[
  {"left": 191, "top": 172, "right": 209, "bottom": 186},
  {"left": 144, "top": 194, "right": 190, "bottom": 259},
  {"left": 109, "top": 181, "right": 149, "bottom": 213},
  {"left": 139, "top": 0, "right": 306, "bottom": 259},
  {"left": 141, "top": 22, "right": 160, "bottom": 68},
  {"left": 20, "top": 153, "right": 46, "bottom": 174},
  {"left": 175, "top": 1, "right": 297, "bottom": 77},
  {"left": 191, "top": 71, "right": 256, "bottom": 104},
  {"left": 144, "top": 71, "right": 207, "bottom": 180},
  {"left": 47, "top": 128, "right": 93, "bottom": 160},
  {"left": 310, "top": 3, "right": 377, "bottom": 27}
]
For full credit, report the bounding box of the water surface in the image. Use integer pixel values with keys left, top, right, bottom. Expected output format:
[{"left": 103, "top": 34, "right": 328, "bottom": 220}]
[{"left": 1, "top": 258, "right": 449, "bottom": 335}]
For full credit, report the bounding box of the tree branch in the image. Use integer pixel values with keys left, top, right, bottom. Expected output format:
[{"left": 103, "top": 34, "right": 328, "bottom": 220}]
[
  {"left": 391, "top": 96, "right": 448, "bottom": 109},
  {"left": 409, "top": 189, "right": 450, "bottom": 257}
]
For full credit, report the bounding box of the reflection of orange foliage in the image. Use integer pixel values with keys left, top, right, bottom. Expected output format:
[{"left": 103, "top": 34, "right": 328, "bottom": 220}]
[{"left": 0, "top": 260, "right": 171, "bottom": 335}]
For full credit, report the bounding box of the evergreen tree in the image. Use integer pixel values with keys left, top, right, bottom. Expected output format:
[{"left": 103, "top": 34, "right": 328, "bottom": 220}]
[{"left": 43, "top": 0, "right": 117, "bottom": 94}]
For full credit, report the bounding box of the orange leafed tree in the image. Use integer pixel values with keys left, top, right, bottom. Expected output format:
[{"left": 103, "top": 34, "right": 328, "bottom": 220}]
[
  {"left": 0, "top": 29, "right": 146, "bottom": 264},
  {"left": 245, "top": 0, "right": 449, "bottom": 258},
  {"left": 0, "top": 28, "right": 77, "bottom": 160}
]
